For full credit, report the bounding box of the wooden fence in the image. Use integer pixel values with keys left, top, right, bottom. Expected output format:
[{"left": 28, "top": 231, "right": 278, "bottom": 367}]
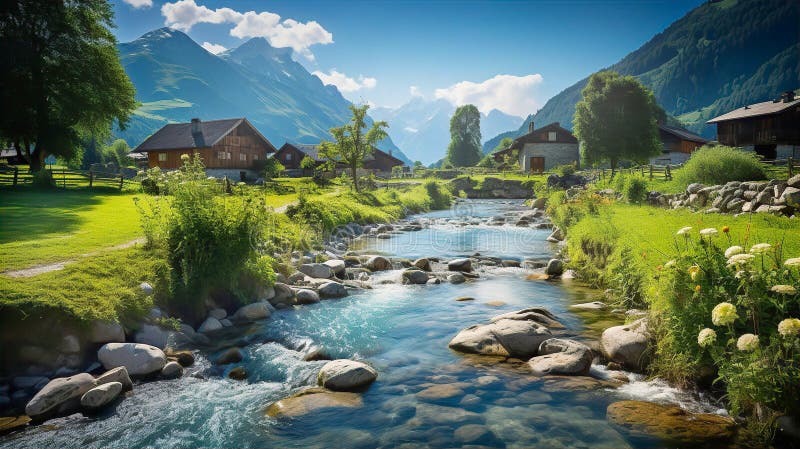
[
  {"left": 596, "top": 164, "right": 675, "bottom": 181},
  {"left": 760, "top": 157, "right": 799, "bottom": 180},
  {"left": 0, "top": 166, "right": 135, "bottom": 190}
]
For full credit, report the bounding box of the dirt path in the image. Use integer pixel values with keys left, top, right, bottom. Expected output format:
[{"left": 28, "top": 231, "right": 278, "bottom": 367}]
[{"left": 2, "top": 237, "right": 146, "bottom": 278}]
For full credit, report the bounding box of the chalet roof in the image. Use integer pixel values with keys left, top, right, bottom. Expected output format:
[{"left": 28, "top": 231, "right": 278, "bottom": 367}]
[
  {"left": 133, "top": 118, "right": 276, "bottom": 153},
  {"left": 508, "top": 122, "right": 578, "bottom": 151},
  {"left": 658, "top": 125, "right": 708, "bottom": 143},
  {"left": 707, "top": 97, "right": 800, "bottom": 124}
]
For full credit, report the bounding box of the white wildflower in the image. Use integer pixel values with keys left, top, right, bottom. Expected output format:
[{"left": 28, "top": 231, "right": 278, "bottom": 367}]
[
  {"left": 712, "top": 302, "right": 738, "bottom": 326},
  {"left": 724, "top": 246, "right": 744, "bottom": 258},
  {"left": 778, "top": 318, "right": 800, "bottom": 338},
  {"left": 736, "top": 334, "right": 759, "bottom": 351},
  {"left": 699, "top": 228, "right": 718, "bottom": 238},
  {"left": 749, "top": 243, "right": 772, "bottom": 254},
  {"left": 697, "top": 328, "right": 717, "bottom": 348},
  {"left": 771, "top": 285, "right": 797, "bottom": 295},
  {"left": 727, "top": 253, "right": 755, "bottom": 267},
  {"left": 677, "top": 227, "right": 692, "bottom": 236},
  {"left": 784, "top": 258, "right": 800, "bottom": 268}
]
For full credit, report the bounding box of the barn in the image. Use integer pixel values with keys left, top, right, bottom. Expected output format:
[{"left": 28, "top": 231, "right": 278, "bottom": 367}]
[
  {"left": 493, "top": 122, "right": 580, "bottom": 172},
  {"left": 132, "top": 118, "right": 277, "bottom": 180}
]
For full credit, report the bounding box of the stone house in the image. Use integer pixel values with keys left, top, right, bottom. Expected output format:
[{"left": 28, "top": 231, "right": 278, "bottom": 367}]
[{"left": 492, "top": 122, "right": 580, "bottom": 172}]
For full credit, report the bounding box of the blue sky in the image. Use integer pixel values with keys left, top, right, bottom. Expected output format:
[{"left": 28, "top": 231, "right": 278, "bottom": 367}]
[{"left": 112, "top": 0, "right": 704, "bottom": 116}]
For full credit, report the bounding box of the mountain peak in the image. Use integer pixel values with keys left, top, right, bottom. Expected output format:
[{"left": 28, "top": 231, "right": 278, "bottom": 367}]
[
  {"left": 229, "top": 37, "right": 293, "bottom": 61},
  {"left": 136, "top": 27, "right": 191, "bottom": 43}
]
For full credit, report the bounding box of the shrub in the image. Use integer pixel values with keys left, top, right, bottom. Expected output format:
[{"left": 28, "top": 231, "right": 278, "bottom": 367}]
[
  {"left": 676, "top": 145, "right": 766, "bottom": 186},
  {"left": 554, "top": 163, "right": 576, "bottom": 176},
  {"left": 262, "top": 157, "right": 285, "bottom": 181},
  {"left": 31, "top": 169, "right": 55, "bottom": 188},
  {"left": 650, "top": 226, "right": 800, "bottom": 418},
  {"left": 623, "top": 176, "right": 648, "bottom": 204}
]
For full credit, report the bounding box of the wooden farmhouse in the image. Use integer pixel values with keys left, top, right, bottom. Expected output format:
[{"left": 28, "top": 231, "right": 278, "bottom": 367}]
[
  {"left": 651, "top": 125, "right": 708, "bottom": 164},
  {"left": 274, "top": 143, "right": 404, "bottom": 177},
  {"left": 133, "top": 118, "right": 277, "bottom": 180},
  {"left": 707, "top": 90, "right": 800, "bottom": 160},
  {"left": 492, "top": 122, "right": 580, "bottom": 172}
]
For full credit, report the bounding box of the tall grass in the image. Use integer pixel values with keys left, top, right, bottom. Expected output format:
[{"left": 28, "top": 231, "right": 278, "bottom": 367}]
[{"left": 676, "top": 145, "right": 766, "bottom": 186}]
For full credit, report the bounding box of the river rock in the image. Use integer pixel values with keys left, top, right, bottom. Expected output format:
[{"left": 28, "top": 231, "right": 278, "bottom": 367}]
[
  {"left": 295, "top": 289, "right": 321, "bottom": 304},
  {"left": 416, "top": 383, "right": 465, "bottom": 402},
  {"left": 606, "top": 400, "right": 736, "bottom": 446},
  {"left": 449, "top": 319, "right": 551, "bottom": 359},
  {"left": 97, "top": 343, "right": 166, "bottom": 376},
  {"left": 160, "top": 361, "right": 183, "bottom": 379},
  {"left": 94, "top": 366, "right": 133, "bottom": 391},
  {"left": 232, "top": 301, "right": 272, "bottom": 322},
  {"left": 413, "top": 258, "right": 431, "bottom": 271},
  {"left": 545, "top": 259, "right": 564, "bottom": 276},
  {"left": 402, "top": 269, "right": 429, "bottom": 285},
  {"left": 166, "top": 350, "right": 195, "bottom": 367},
  {"left": 601, "top": 318, "right": 649, "bottom": 371},
  {"left": 448, "top": 273, "right": 466, "bottom": 284},
  {"left": 268, "top": 282, "right": 296, "bottom": 308},
  {"left": 0, "top": 416, "right": 30, "bottom": 434},
  {"left": 265, "top": 387, "right": 363, "bottom": 418},
  {"left": 570, "top": 301, "right": 607, "bottom": 310},
  {"left": 208, "top": 308, "right": 227, "bottom": 320},
  {"left": 228, "top": 367, "right": 247, "bottom": 380},
  {"left": 89, "top": 320, "right": 125, "bottom": 344},
  {"left": 454, "top": 424, "right": 501, "bottom": 446},
  {"left": 58, "top": 335, "right": 81, "bottom": 354},
  {"left": 322, "top": 259, "right": 346, "bottom": 276},
  {"left": 365, "top": 256, "right": 392, "bottom": 271},
  {"left": 318, "top": 281, "right": 348, "bottom": 298},
  {"left": 299, "top": 263, "right": 332, "bottom": 279},
  {"left": 217, "top": 347, "right": 243, "bottom": 365},
  {"left": 197, "top": 317, "right": 223, "bottom": 333},
  {"left": 24, "top": 373, "right": 95, "bottom": 418},
  {"left": 528, "top": 339, "right": 593, "bottom": 376},
  {"left": 80, "top": 382, "right": 122, "bottom": 410},
  {"left": 447, "top": 258, "right": 472, "bottom": 272},
  {"left": 489, "top": 307, "right": 564, "bottom": 329},
  {"left": 134, "top": 324, "right": 172, "bottom": 349},
  {"left": 317, "top": 359, "right": 377, "bottom": 391}
]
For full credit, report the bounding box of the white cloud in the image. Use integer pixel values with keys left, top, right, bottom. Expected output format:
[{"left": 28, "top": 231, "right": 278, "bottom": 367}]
[
  {"left": 312, "top": 69, "right": 377, "bottom": 93},
  {"left": 123, "top": 0, "right": 153, "bottom": 8},
  {"left": 404, "top": 127, "right": 419, "bottom": 133},
  {"left": 201, "top": 41, "right": 227, "bottom": 54},
  {"left": 161, "top": 0, "right": 332, "bottom": 60},
  {"left": 434, "top": 74, "right": 544, "bottom": 117},
  {"left": 409, "top": 86, "right": 423, "bottom": 97}
]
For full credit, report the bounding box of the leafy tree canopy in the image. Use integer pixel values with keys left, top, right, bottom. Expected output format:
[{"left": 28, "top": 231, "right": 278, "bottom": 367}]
[
  {"left": 573, "top": 70, "right": 664, "bottom": 171},
  {"left": 319, "top": 104, "right": 388, "bottom": 192},
  {"left": 445, "top": 105, "right": 482, "bottom": 167},
  {"left": 0, "top": 0, "right": 137, "bottom": 170}
]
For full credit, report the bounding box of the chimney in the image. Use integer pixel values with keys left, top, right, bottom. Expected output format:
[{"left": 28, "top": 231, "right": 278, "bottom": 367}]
[
  {"left": 190, "top": 118, "right": 205, "bottom": 147},
  {"left": 528, "top": 121, "right": 535, "bottom": 133},
  {"left": 782, "top": 90, "right": 796, "bottom": 103},
  {"left": 554, "top": 122, "right": 560, "bottom": 128}
]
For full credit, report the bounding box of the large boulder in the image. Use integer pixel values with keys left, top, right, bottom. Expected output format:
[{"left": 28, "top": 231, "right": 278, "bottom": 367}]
[
  {"left": 299, "top": 263, "right": 332, "bottom": 279},
  {"left": 318, "top": 281, "right": 348, "bottom": 299},
  {"left": 24, "top": 373, "right": 95, "bottom": 419},
  {"left": 364, "top": 256, "right": 392, "bottom": 271},
  {"left": 545, "top": 259, "right": 564, "bottom": 276},
  {"left": 80, "top": 382, "right": 122, "bottom": 410},
  {"left": 134, "top": 324, "right": 172, "bottom": 349},
  {"left": 322, "top": 259, "right": 346, "bottom": 276},
  {"left": 232, "top": 301, "right": 272, "bottom": 322},
  {"left": 606, "top": 400, "right": 736, "bottom": 446},
  {"left": 449, "top": 319, "right": 551, "bottom": 359},
  {"left": 601, "top": 318, "right": 649, "bottom": 371},
  {"left": 295, "top": 289, "right": 321, "bottom": 304},
  {"left": 97, "top": 343, "right": 166, "bottom": 376},
  {"left": 782, "top": 186, "right": 800, "bottom": 208},
  {"left": 268, "top": 283, "right": 296, "bottom": 308},
  {"left": 489, "top": 307, "right": 564, "bottom": 329},
  {"left": 160, "top": 361, "right": 183, "bottom": 379},
  {"left": 265, "top": 387, "right": 363, "bottom": 418},
  {"left": 317, "top": 359, "right": 378, "bottom": 391},
  {"left": 448, "top": 273, "right": 466, "bottom": 284},
  {"left": 89, "top": 320, "right": 125, "bottom": 344},
  {"left": 447, "top": 258, "right": 472, "bottom": 272},
  {"left": 94, "top": 367, "right": 133, "bottom": 391},
  {"left": 412, "top": 258, "right": 431, "bottom": 271},
  {"left": 197, "top": 317, "right": 223, "bottom": 333},
  {"left": 402, "top": 269, "right": 429, "bottom": 285},
  {"left": 788, "top": 174, "right": 800, "bottom": 189},
  {"left": 528, "top": 338, "right": 593, "bottom": 376}
]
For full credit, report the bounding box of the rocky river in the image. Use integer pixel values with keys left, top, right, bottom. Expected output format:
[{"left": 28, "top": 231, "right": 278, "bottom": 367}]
[{"left": 0, "top": 199, "right": 730, "bottom": 448}]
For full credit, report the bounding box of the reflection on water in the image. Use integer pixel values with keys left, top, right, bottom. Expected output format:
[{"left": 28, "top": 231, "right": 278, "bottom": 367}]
[{"left": 1, "top": 200, "right": 717, "bottom": 449}]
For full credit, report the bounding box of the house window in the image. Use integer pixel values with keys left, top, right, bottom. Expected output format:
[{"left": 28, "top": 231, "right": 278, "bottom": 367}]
[
  {"left": 217, "top": 151, "right": 231, "bottom": 160},
  {"left": 239, "top": 153, "right": 247, "bottom": 161},
  {"left": 158, "top": 153, "right": 167, "bottom": 162},
  {"left": 252, "top": 154, "right": 259, "bottom": 161},
  {"left": 286, "top": 153, "right": 292, "bottom": 161},
  {"left": 548, "top": 132, "right": 557, "bottom": 142}
]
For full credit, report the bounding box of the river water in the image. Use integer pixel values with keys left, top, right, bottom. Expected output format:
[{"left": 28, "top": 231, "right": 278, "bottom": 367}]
[{"left": 1, "top": 200, "right": 722, "bottom": 448}]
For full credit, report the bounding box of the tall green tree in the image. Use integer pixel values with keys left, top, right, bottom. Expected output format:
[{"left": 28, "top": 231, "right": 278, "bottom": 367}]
[
  {"left": 445, "top": 105, "right": 482, "bottom": 167},
  {"left": 319, "top": 104, "right": 388, "bottom": 192},
  {"left": 0, "top": 0, "right": 137, "bottom": 171},
  {"left": 573, "top": 71, "right": 664, "bottom": 174}
]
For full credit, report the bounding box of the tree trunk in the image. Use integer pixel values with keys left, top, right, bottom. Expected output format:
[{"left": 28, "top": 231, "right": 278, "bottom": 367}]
[
  {"left": 351, "top": 162, "right": 359, "bottom": 192},
  {"left": 29, "top": 145, "right": 45, "bottom": 172},
  {"left": 610, "top": 157, "right": 618, "bottom": 178}
]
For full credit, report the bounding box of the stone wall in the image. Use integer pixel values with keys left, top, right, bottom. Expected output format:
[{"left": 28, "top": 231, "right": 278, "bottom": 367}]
[
  {"left": 519, "top": 143, "right": 580, "bottom": 171},
  {"left": 449, "top": 177, "right": 535, "bottom": 199}
]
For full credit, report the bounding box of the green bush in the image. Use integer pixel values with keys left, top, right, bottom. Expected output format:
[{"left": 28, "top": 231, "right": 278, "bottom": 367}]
[
  {"left": 623, "top": 176, "right": 649, "bottom": 204},
  {"left": 676, "top": 145, "right": 767, "bottom": 186},
  {"left": 554, "top": 163, "right": 576, "bottom": 176},
  {"left": 651, "top": 226, "right": 800, "bottom": 418}
]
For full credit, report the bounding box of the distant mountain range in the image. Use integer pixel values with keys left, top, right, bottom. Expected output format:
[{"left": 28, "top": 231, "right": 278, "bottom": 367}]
[
  {"left": 115, "top": 28, "right": 412, "bottom": 165},
  {"left": 484, "top": 0, "right": 800, "bottom": 153},
  {"left": 370, "top": 98, "right": 522, "bottom": 164}
]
